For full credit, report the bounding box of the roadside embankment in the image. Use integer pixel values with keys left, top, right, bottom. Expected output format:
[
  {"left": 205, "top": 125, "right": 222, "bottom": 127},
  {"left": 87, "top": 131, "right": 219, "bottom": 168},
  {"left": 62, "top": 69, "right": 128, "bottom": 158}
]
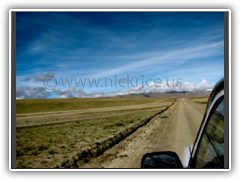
[{"left": 56, "top": 103, "right": 174, "bottom": 168}]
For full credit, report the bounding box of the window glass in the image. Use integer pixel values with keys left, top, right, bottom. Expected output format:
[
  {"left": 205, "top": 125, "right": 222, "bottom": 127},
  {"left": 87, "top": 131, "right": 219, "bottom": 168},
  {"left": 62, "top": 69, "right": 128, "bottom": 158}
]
[{"left": 195, "top": 99, "right": 224, "bottom": 168}]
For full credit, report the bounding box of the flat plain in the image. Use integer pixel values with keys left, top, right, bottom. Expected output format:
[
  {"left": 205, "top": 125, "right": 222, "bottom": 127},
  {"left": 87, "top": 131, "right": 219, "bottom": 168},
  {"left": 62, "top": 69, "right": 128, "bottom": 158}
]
[
  {"left": 16, "top": 97, "right": 175, "bottom": 168},
  {"left": 78, "top": 97, "right": 208, "bottom": 168}
]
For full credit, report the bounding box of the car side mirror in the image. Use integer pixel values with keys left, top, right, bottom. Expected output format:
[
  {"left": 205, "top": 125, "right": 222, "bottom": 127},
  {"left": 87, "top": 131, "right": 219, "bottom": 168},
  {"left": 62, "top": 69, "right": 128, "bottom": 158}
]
[{"left": 141, "top": 151, "right": 183, "bottom": 168}]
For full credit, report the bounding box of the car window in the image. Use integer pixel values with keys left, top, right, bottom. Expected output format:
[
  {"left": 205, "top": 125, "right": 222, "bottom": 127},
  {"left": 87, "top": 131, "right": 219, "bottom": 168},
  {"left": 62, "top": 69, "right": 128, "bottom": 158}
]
[{"left": 195, "top": 98, "right": 224, "bottom": 168}]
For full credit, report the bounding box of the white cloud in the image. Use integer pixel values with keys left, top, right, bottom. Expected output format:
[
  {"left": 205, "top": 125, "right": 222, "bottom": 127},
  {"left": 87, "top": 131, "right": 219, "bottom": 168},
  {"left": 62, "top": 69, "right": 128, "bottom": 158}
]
[
  {"left": 34, "top": 72, "right": 55, "bottom": 81},
  {"left": 16, "top": 79, "right": 214, "bottom": 99},
  {"left": 16, "top": 86, "right": 51, "bottom": 99},
  {"left": 53, "top": 87, "right": 86, "bottom": 98},
  {"left": 179, "top": 79, "right": 214, "bottom": 92},
  {"left": 20, "top": 77, "right": 32, "bottom": 82},
  {"left": 51, "top": 79, "right": 214, "bottom": 98}
]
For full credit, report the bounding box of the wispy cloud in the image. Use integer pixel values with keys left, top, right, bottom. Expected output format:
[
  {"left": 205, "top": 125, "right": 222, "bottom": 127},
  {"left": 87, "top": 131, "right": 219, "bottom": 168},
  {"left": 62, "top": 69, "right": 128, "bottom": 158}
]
[
  {"left": 20, "top": 77, "right": 32, "bottom": 82},
  {"left": 86, "top": 41, "right": 223, "bottom": 80},
  {"left": 16, "top": 12, "right": 224, "bottom": 98},
  {"left": 34, "top": 72, "right": 55, "bottom": 81}
]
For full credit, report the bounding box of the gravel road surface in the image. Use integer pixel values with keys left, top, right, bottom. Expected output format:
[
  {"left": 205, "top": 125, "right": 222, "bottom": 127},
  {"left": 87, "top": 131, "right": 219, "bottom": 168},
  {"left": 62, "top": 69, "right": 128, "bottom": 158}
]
[{"left": 78, "top": 98, "right": 207, "bottom": 168}]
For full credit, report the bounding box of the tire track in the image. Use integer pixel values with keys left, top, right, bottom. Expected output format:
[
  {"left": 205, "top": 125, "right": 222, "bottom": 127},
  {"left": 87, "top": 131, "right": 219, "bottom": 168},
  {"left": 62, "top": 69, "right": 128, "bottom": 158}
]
[
  {"left": 90, "top": 98, "right": 207, "bottom": 168},
  {"left": 55, "top": 103, "right": 174, "bottom": 168},
  {"left": 16, "top": 100, "right": 172, "bottom": 120},
  {"left": 16, "top": 107, "right": 166, "bottom": 129}
]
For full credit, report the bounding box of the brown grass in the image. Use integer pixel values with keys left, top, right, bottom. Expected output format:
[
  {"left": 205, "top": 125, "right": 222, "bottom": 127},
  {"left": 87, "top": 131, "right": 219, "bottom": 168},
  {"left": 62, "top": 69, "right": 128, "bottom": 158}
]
[
  {"left": 16, "top": 98, "right": 175, "bottom": 168},
  {"left": 16, "top": 98, "right": 171, "bottom": 114},
  {"left": 16, "top": 108, "right": 167, "bottom": 168},
  {"left": 189, "top": 97, "right": 208, "bottom": 105}
]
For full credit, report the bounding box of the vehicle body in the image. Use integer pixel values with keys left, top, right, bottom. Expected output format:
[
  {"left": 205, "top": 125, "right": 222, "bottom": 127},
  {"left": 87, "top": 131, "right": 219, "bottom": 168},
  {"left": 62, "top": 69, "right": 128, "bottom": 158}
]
[{"left": 141, "top": 78, "right": 225, "bottom": 168}]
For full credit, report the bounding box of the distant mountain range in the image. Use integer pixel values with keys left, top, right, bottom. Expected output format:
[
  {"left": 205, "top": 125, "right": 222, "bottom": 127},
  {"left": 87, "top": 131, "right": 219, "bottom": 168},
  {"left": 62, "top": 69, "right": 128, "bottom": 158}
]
[{"left": 117, "top": 91, "right": 211, "bottom": 98}]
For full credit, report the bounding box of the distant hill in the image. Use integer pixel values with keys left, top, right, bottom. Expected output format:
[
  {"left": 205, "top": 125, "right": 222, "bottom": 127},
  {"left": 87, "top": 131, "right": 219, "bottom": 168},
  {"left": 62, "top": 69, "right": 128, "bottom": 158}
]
[{"left": 117, "top": 91, "right": 211, "bottom": 98}]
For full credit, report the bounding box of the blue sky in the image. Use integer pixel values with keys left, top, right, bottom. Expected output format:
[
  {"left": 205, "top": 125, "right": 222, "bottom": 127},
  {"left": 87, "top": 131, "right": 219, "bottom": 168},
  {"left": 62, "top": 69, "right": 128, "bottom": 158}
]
[{"left": 16, "top": 12, "right": 224, "bottom": 99}]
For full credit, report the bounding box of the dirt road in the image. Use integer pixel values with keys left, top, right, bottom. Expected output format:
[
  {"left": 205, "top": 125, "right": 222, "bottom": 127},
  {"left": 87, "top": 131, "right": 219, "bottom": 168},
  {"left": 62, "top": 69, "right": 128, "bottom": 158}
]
[{"left": 79, "top": 98, "right": 207, "bottom": 168}]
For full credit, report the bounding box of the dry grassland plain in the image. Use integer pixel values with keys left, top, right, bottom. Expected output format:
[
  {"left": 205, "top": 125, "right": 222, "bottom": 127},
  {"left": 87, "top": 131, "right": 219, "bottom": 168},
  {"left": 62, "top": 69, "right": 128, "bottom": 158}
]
[
  {"left": 189, "top": 97, "right": 209, "bottom": 104},
  {"left": 16, "top": 97, "right": 175, "bottom": 168}
]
